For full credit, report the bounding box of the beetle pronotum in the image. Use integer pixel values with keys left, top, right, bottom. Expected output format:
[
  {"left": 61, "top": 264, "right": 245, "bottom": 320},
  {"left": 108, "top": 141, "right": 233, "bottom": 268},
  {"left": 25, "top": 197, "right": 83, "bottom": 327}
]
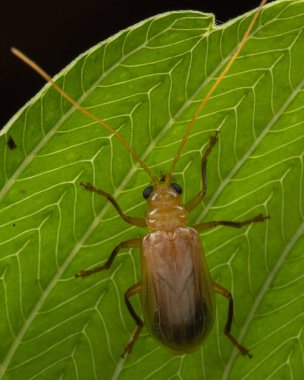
[{"left": 12, "top": 0, "right": 269, "bottom": 358}]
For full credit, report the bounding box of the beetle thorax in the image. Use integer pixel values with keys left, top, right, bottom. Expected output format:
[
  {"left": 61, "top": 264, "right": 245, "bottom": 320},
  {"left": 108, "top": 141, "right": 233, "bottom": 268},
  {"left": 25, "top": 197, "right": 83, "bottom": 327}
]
[{"left": 145, "top": 186, "right": 188, "bottom": 232}]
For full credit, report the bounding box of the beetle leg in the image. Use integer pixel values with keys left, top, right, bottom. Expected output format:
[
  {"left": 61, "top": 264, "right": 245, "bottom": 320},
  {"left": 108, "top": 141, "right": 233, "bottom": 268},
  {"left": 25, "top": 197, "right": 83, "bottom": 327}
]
[
  {"left": 193, "top": 214, "right": 269, "bottom": 232},
  {"left": 185, "top": 131, "right": 219, "bottom": 212},
  {"left": 213, "top": 282, "right": 252, "bottom": 358},
  {"left": 81, "top": 182, "right": 147, "bottom": 227},
  {"left": 122, "top": 282, "right": 143, "bottom": 358},
  {"left": 75, "top": 238, "right": 142, "bottom": 278}
]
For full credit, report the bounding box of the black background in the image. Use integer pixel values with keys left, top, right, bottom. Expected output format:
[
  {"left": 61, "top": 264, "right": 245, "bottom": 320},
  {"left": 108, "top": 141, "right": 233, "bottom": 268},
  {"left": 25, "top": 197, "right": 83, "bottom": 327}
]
[{"left": 0, "top": 0, "right": 271, "bottom": 128}]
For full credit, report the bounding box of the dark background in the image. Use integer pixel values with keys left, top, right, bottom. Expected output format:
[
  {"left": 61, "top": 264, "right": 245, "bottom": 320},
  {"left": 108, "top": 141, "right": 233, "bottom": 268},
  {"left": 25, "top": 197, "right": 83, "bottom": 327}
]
[{"left": 0, "top": 0, "right": 270, "bottom": 128}]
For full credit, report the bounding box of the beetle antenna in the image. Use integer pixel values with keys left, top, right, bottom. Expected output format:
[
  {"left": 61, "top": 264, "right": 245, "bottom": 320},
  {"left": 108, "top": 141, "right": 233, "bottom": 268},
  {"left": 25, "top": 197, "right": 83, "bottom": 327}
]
[
  {"left": 11, "top": 48, "right": 159, "bottom": 185},
  {"left": 166, "top": 0, "right": 267, "bottom": 180}
]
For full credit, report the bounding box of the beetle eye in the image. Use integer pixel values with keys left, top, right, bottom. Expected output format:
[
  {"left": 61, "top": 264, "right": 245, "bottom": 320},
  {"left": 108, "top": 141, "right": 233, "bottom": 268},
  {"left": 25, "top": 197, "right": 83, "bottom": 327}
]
[
  {"left": 171, "top": 183, "right": 182, "bottom": 195},
  {"left": 143, "top": 185, "right": 154, "bottom": 199}
]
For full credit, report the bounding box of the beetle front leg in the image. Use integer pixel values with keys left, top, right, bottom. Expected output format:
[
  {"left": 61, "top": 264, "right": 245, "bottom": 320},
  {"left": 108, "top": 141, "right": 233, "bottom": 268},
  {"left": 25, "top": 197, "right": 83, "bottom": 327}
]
[
  {"left": 193, "top": 213, "right": 269, "bottom": 232},
  {"left": 122, "top": 282, "right": 143, "bottom": 358},
  {"left": 185, "top": 131, "right": 219, "bottom": 212},
  {"left": 214, "top": 282, "right": 252, "bottom": 358},
  {"left": 75, "top": 238, "right": 142, "bottom": 278},
  {"left": 81, "top": 182, "right": 146, "bottom": 227}
]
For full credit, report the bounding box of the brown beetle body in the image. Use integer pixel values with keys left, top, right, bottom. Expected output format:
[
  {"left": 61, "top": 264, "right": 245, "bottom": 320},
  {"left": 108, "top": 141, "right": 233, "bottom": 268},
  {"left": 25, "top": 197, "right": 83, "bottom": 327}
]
[
  {"left": 141, "top": 183, "right": 215, "bottom": 354},
  {"left": 142, "top": 227, "right": 215, "bottom": 354}
]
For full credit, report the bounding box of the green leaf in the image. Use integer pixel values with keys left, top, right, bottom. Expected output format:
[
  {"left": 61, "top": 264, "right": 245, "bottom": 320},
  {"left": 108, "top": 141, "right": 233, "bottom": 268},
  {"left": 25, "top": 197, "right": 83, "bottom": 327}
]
[{"left": 1, "top": 1, "right": 303, "bottom": 379}]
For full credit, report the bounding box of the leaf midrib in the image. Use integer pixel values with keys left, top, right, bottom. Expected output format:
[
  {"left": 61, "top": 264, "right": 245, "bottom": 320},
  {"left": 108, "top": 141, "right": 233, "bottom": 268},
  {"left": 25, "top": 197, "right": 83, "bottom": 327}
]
[
  {"left": 222, "top": 220, "right": 304, "bottom": 380},
  {"left": 196, "top": 76, "right": 304, "bottom": 225},
  {"left": 214, "top": 74, "right": 304, "bottom": 378}
]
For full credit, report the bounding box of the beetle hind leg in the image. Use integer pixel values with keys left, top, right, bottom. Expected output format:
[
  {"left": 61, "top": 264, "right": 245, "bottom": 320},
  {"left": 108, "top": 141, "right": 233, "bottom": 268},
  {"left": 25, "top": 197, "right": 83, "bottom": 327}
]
[
  {"left": 214, "top": 282, "right": 252, "bottom": 358},
  {"left": 122, "top": 282, "right": 143, "bottom": 358}
]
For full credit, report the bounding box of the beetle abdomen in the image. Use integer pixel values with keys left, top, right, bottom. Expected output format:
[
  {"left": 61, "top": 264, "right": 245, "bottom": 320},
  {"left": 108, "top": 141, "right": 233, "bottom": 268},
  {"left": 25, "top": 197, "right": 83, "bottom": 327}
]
[
  {"left": 153, "top": 300, "right": 213, "bottom": 354},
  {"left": 141, "top": 228, "right": 215, "bottom": 354}
]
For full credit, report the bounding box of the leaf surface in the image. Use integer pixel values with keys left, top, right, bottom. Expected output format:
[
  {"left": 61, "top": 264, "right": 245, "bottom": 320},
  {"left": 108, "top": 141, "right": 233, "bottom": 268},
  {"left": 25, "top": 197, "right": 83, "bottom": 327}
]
[{"left": 0, "top": 1, "right": 303, "bottom": 379}]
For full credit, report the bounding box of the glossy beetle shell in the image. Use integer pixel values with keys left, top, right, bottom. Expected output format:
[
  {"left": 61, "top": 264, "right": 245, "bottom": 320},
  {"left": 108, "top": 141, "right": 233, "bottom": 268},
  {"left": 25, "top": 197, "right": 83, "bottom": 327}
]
[{"left": 141, "top": 227, "right": 215, "bottom": 354}]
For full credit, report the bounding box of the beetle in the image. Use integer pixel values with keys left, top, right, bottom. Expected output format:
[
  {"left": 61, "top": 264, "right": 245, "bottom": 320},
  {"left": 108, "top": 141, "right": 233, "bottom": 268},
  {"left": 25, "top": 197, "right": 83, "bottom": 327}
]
[
  {"left": 77, "top": 135, "right": 267, "bottom": 358},
  {"left": 12, "top": 0, "right": 268, "bottom": 358}
]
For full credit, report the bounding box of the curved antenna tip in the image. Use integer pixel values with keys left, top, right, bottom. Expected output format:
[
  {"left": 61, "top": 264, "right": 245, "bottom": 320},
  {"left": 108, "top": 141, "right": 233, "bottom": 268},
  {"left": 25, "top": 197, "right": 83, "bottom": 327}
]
[{"left": 10, "top": 47, "right": 158, "bottom": 183}]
